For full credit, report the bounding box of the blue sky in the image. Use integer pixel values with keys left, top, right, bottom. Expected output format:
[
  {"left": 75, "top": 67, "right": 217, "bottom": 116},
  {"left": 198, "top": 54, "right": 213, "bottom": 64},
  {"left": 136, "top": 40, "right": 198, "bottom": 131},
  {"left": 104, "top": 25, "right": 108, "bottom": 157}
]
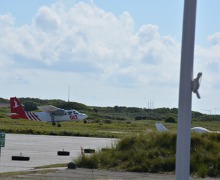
[{"left": 1, "top": 0, "right": 220, "bottom": 114}]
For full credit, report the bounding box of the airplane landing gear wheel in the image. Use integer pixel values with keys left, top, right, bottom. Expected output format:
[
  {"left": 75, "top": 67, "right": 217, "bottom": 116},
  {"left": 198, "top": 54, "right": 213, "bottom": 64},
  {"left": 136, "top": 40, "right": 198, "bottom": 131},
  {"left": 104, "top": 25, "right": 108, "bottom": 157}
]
[
  {"left": 57, "top": 124, "right": 61, "bottom": 127},
  {"left": 52, "top": 122, "right": 56, "bottom": 126}
]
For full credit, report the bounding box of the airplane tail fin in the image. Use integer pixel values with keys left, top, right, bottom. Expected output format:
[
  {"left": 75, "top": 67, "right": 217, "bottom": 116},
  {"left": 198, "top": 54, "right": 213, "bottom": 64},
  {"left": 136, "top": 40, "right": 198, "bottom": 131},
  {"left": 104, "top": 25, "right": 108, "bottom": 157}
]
[
  {"left": 155, "top": 123, "right": 169, "bottom": 132},
  {"left": 10, "top": 97, "right": 26, "bottom": 118}
]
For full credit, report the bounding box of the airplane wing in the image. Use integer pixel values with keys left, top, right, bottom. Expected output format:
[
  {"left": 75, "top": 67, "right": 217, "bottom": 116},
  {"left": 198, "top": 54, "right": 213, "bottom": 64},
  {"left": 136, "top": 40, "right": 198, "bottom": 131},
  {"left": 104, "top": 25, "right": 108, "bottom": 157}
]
[
  {"left": 37, "top": 105, "right": 65, "bottom": 116},
  {"left": 155, "top": 123, "right": 169, "bottom": 132},
  {"left": 37, "top": 105, "right": 61, "bottom": 113}
]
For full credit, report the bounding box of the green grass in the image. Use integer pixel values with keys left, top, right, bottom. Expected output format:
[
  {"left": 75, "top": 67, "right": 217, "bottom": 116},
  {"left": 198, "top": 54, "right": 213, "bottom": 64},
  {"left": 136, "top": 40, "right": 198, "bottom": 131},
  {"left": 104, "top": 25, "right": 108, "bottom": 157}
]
[
  {"left": 74, "top": 133, "right": 220, "bottom": 178},
  {"left": 0, "top": 115, "right": 220, "bottom": 138},
  {"left": 0, "top": 117, "right": 164, "bottom": 138}
]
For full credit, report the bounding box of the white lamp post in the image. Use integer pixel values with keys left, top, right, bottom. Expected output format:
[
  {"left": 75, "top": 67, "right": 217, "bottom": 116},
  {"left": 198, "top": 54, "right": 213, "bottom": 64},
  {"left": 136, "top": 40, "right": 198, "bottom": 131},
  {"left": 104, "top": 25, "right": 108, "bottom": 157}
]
[{"left": 176, "top": 0, "right": 197, "bottom": 179}]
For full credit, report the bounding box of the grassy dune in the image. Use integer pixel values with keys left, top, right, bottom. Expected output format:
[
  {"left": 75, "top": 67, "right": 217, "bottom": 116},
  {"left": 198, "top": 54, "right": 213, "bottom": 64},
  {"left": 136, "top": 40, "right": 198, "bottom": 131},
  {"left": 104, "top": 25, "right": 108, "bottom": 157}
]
[{"left": 75, "top": 133, "right": 220, "bottom": 178}]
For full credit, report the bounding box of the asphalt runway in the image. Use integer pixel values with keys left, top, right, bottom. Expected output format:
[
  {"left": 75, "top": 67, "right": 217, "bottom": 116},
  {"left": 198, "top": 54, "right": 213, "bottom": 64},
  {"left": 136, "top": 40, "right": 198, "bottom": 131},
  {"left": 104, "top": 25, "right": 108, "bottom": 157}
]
[{"left": 0, "top": 133, "right": 116, "bottom": 173}]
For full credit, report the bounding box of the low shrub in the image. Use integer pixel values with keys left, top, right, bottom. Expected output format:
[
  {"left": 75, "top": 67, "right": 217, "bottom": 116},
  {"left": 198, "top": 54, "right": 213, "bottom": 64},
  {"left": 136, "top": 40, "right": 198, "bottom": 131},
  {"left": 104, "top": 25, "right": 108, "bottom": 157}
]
[
  {"left": 74, "top": 133, "right": 220, "bottom": 178},
  {"left": 164, "top": 117, "right": 176, "bottom": 123}
]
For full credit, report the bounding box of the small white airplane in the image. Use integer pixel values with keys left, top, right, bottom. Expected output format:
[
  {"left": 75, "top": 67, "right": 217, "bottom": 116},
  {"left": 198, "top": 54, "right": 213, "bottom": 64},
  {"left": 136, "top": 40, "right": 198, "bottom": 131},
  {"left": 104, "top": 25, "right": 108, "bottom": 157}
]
[
  {"left": 155, "top": 123, "right": 219, "bottom": 134},
  {"left": 10, "top": 97, "right": 88, "bottom": 127}
]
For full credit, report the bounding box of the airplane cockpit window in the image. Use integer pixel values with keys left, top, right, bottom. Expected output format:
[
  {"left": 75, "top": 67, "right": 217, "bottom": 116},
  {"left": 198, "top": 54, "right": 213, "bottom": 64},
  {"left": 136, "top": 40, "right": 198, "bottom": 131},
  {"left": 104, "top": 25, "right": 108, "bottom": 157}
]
[
  {"left": 68, "top": 111, "right": 72, "bottom": 115},
  {"left": 73, "top": 110, "right": 79, "bottom": 114}
]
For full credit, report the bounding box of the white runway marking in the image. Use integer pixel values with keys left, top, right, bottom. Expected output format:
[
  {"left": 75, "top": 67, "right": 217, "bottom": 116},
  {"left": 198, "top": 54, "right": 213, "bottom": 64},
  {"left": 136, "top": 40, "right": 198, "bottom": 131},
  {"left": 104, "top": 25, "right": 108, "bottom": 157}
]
[{"left": 0, "top": 134, "right": 116, "bottom": 173}]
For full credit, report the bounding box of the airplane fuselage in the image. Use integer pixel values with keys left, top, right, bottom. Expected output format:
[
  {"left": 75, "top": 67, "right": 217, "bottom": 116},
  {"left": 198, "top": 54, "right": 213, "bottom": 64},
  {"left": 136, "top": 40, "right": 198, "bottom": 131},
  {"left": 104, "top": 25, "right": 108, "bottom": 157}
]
[
  {"left": 15, "top": 110, "right": 87, "bottom": 122},
  {"left": 10, "top": 97, "right": 88, "bottom": 125}
]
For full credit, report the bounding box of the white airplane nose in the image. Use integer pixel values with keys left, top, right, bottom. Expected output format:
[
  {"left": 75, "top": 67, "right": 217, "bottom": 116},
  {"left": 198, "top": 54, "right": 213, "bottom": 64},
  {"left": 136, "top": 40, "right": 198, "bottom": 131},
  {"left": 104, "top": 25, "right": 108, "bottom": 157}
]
[
  {"left": 79, "top": 113, "right": 88, "bottom": 120},
  {"left": 83, "top": 114, "right": 88, "bottom": 119}
]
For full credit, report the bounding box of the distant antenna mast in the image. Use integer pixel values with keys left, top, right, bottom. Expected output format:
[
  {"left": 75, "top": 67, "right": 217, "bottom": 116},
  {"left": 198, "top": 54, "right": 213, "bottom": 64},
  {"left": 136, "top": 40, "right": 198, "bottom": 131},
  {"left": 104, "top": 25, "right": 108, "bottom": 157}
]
[{"left": 68, "top": 85, "right": 70, "bottom": 102}]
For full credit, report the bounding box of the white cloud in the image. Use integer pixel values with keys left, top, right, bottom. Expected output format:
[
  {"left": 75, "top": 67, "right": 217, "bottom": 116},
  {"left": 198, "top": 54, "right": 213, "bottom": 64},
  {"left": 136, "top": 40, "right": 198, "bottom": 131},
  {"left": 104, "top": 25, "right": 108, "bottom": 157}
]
[
  {"left": 194, "top": 45, "right": 220, "bottom": 94},
  {"left": 1, "top": 1, "right": 220, "bottom": 111},
  {"left": 34, "top": 6, "right": 61, "bottom": 32},
  {"left": 136, "top": 24, "right": 160, "bottom": 44},
  {"left": 0, "top": 1, "right": 182, "bottom": 107},
  {"left": 207, "top": 32, "right": 220, "bottom": 45},
  {"left": 0, "top": 13, "right": 15, "bottom": 27}
]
